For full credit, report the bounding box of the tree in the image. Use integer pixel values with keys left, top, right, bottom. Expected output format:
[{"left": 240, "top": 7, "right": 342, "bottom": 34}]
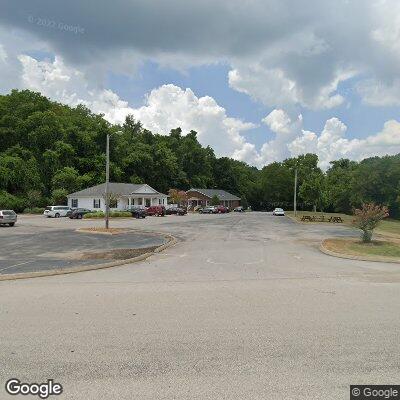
[
  {"left": 51, "top": 188, "right": 68, "bottom": 205},
  {"left": 353, "top": 203, "right": 389, "bottom": 243},
  {"left": 168, "top": 189, "right": 188, "bottom": 206},
  {"left": 299, "top": 172, "right": 326, "bottom": 212},
  {"left": 211, "top": 194, "right": 220, "bottom": 206}
]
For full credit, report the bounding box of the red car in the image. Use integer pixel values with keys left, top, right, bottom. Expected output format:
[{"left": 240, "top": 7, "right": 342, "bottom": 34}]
[
  {"left": 146, "top": 205, "right": 166, "bottom": 216},
  {"left": 214, "top": 205, "right": 229, "bottom": 213}
]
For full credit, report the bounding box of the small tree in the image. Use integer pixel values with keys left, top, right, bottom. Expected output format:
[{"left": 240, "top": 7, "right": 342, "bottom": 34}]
[
  {"left": 211, "top": 194, "right": 220, "bottom": 206},
  {"left": 353, "top": 203, "right": 389, "bottom": 243},
  {"left": 241, "top": 194, "right": 248, "bottom": 209},
  {"left": 168, "top": 189, "right": 188, "bottom": 206},
  {"left": 51, "top": 188, "right": 68, "bottom": 205}
]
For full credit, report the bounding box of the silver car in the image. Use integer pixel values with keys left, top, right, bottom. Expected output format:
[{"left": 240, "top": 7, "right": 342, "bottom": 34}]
[{"left": 0, "top": 210, "right": 17, "bottom": 226}]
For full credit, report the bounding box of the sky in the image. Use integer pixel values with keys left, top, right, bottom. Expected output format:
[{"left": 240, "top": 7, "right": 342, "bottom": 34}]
[{"left": 0, "top": 0, "right": 400, "bottom": 169}]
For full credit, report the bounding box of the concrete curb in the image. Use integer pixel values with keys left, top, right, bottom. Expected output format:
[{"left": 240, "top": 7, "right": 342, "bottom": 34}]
[
  {"left": 0, "top": 233, "right": 178, "bottom": 282},
  {"left": 319, "top": 239, "right": 400, "bottom": 264}
]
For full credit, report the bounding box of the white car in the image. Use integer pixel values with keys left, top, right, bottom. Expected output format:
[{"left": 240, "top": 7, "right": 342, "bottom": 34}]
[
  {"left": 0, "top": 210, "right": 17, "bottom": 226},
  {"left": 272, "top": 208, "right": 285, "bottom": 216},
  {"left": 43, "top": 206, "right": 71, "bottom": 218}
]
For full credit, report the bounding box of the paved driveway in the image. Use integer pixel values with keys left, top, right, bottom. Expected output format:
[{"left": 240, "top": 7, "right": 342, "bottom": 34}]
[{"left": 1, "top": 212, "right": 400, "bottom": 399}]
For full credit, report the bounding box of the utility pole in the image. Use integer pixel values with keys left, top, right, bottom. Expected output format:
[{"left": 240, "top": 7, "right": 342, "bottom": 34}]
[
  {"left": 293, "top": 167, "right": 298, "bottom": 217},
  {"left": 105, "top": 133, "right": 110, "bottom": 229}
]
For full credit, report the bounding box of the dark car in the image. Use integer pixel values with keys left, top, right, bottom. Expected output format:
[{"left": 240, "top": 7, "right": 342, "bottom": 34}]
[
  {"left": 146, "top": 205, "right": 166, "bottom": 216},
  {"left": 128, "top": 207, "right": 147, "bottom": 219},
  {"left": 166, "top": 207, "right": 187, "bottom": 216},
  {"left": 68, "top": 208, "right": 92, "bottom": 219},
  {"left": 214, "top": 205, "right": 229, "bottom": 213}
]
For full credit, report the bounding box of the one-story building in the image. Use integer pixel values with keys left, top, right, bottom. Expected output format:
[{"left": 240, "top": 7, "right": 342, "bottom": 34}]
[
  {"left": 186, "top": 188, "right": 241, "bottom": 209},
  {"left": 67, "top": 183, "right": 168, "bottom": 211}
]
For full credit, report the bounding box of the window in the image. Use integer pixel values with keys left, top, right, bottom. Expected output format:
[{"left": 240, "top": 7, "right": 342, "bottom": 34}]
[
  {"left": 159, "top": 198, "right": 161, "bottom": 204},
  {"left": 138, "top": 198, "right": 143, "bottom": 206},
  {"left": 71, "top": 199, "right": 78, "bottom": 208},
  {"left": 145, "top": 198, "right": 151, "bottom": 207},
  {"left": 93, "top": 199, "right": 101, "bottom": 209}
]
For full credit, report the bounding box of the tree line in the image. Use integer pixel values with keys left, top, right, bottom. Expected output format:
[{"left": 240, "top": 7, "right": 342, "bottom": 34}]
[{"left": 0, "top": 90, "right": 399, "bottom": 217}]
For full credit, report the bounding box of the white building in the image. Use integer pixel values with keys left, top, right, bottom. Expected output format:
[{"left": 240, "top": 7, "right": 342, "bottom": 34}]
[{"left": 67, "top": 183, "right": 168, "bottom": 211}]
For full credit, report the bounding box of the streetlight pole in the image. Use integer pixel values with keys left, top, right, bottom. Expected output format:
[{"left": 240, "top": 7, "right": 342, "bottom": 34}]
[
  {"left": 105, "top": 133, "right": 110, "bottom": 229},
  {"left": 293, "top": 167, "right": 298, "bottom": 217}
]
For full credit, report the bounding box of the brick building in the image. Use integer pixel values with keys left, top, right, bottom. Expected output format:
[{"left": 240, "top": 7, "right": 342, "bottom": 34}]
[{"left": 186, "top": 188, "right": 241, "bottom": 210}]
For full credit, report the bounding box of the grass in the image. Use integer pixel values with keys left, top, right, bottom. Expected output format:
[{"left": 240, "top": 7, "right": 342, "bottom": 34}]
[
  {"left": 287, "top": 210, "right": 400, "bottom": 238},
  {"left": 286, "top": 210, "right": 353, "bottom": 224},
  {"left": 324, "top": 238, "right": 400, "bottom": 259}
]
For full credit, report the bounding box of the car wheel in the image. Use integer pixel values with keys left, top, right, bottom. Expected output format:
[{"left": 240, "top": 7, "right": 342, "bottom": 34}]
[
  {"left": 77, "top": 214, "right": 83, "bottom": 219},
  {"left": 55, "top": 213, "right": 60, "bottom": 218},
  {"left": 9, "top": 222, "right": 15, "bottom": 227}
]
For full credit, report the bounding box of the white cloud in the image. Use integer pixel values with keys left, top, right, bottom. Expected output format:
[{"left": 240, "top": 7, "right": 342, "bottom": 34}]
[
  {"left": 288, "top": 117, "right": 400, "bottom": 169},
  {"left": 357, "top": 78, "right": 400, "bottom": 106},
  {"left": 132, "top": 84, "right": 256, "bottom": 158},
  {"left": 17, "top": 54, "right": 257, "bottom": 161}
]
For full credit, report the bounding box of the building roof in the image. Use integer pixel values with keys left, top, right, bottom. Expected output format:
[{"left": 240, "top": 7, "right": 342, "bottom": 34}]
[
  {"left": 187, "top": 188, "right": 241, "bottom": 201},
  {"left": 68, "top": 183, "right": 167, "bottom": 197}
]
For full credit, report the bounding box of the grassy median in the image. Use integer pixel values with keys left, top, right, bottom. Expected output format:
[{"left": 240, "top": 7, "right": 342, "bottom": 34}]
[{"left": 323, "top": 238, "right": 400, "bottom": 260}]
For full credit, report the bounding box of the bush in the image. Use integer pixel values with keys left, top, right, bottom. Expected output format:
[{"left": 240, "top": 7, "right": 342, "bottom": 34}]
[
  {"left": 23, "top": 207, "right": 45, "bottom": 214},
  {"left": 0, "top": 191, "right": 27, "bottom": 212},
  {"left": 83, "top": 211, "right": 132, "bottom": 219},
  {"left": 353, "top": 203, "right": 389, "bottom": 243}
]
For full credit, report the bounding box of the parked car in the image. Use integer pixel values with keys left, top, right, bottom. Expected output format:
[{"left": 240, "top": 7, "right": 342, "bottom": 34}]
[
  {"left": 0, "top": 210, "right": 17, "bottom": 226},
  {"left": 43, "top": 206, "right": 71, "bottom": 218},
  {"left": 233, "top": 206, "right": 245, "bottom": 212},
  {"left": 146, "top": 205, "right": 166, "bottom": 216},
  {"left": 214, "top": 205, "right": 229, "bottom": 213},
  {"left": 272, "top": 208, "right": 285, "bottom": 216},
  {"left": 128, "top": 207, "right": 147, "bottom": 219},
  {"left": 199, "top": 206, "right": 217, "bottom": 214},
  {"left": 68, "top": 208, "right": 92, "bottom": 219},
  {"left": 166, "top": 207, "right": 187, "bottom": 216}
]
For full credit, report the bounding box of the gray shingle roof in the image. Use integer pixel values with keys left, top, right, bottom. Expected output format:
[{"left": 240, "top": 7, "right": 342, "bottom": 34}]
[
  {"left": 68, "top": 183, "right": 166, "bottom": 197},
  {"left": 188, "top": 188, "right": 241, "bottom": 201}
]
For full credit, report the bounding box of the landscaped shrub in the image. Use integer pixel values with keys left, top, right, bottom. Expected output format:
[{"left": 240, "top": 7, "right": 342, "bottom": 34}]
[
  {"left": 353, "top": 203, "right": 389, "bottom": 243},
  {"left": 23, "top": 207, "right": 45, "bottom": 214},
  {"left": 83, "top": 211, "right": 132, "bottom": 219}
]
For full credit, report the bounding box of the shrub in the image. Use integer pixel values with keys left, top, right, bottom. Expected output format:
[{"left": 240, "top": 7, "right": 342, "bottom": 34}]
[
  {"left": 51, "top": 188, "right": 68, "bottom": 205},
  {"left": 83, "top": 211, "right": 132, "bottom": 219},
  {"left": 353, "top": 203, "right": 389, "bottom": 243},
  {"left": 0, "top": 191, "right": 26, "bottom": 212},
  {"left": 23, "top": 207, "right": 45, "bottom": 214}
]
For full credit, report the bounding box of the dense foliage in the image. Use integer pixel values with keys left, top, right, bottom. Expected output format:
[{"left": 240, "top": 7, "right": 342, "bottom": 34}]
[{"left": 0, "top": 90, "right": 399, "bottom": 217}]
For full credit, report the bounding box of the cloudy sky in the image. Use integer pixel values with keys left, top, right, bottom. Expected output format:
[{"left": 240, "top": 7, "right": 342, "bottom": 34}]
[{"left": 1, "top": 0, "right": 400, "bottom": 168}]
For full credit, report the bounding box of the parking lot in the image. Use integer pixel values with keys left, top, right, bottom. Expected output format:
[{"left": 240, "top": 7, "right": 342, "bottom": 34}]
[{"left": 1, "top": 212, "right": 400, "bottom": 399}]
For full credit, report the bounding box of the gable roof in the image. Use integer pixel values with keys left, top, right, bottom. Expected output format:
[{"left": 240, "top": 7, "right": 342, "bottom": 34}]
[
  {"left": 187, "top": 188, "right": 240, "bottom": 201},
  {"left": 68, "top": 183, "right": 167, "bottom": 197}
]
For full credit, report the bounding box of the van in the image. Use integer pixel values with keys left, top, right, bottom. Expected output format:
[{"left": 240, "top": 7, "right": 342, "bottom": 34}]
[{"left": 43, "top": 206, "right": 71, "bottom": 218}]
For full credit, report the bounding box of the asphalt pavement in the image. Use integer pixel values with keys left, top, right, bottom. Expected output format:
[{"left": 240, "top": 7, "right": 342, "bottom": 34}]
[{"left": 1, "top": 212, "right": 400, "bottom": 399}]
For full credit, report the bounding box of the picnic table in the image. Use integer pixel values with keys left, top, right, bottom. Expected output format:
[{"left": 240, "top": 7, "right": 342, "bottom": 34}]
[{"left": 301, "top": 215, "right": 343, "bottom": 223}]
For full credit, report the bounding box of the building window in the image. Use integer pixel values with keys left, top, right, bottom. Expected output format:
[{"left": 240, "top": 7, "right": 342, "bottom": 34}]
[
  {"left": 93, "top": 199, "right": 101, "bottom": 209},
  {"left": 159, "top": 198, "right": 161, "bottom": 204},
  {"left": 71, "top": 199, "right": 78, "bottom": 208},
  {"left": 145, "top": 198, "right": 151, "bottom": 207},
  {"left": 138, "top": 198, "right": 143, "bottom": 206}
]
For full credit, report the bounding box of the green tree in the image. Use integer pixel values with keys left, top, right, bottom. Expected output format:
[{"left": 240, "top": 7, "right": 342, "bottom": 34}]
[{"left": 211, "top": 195, "right": 220, "bottom": 206}]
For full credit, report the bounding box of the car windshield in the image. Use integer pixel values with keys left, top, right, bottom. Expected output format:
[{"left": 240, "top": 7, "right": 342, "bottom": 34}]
[{"left": 45, "top": 207, "right": 52, "bottom": 211}]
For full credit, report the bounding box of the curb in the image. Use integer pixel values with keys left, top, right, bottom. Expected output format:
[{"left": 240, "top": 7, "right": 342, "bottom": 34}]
[
  {"left": 0, "top": 234, "right": 178, "bottom": 282},
  {"left": 319, "top": 239, "right": 400, "bottom": 264}
]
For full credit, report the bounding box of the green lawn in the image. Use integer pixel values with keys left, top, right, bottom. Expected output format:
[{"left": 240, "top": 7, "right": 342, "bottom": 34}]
[
  {"left": 324, "top": 238, "right": 400, "bottom": 259},
  {"left": 287, "top": 210, "right": 400, "bottom": 238}
]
